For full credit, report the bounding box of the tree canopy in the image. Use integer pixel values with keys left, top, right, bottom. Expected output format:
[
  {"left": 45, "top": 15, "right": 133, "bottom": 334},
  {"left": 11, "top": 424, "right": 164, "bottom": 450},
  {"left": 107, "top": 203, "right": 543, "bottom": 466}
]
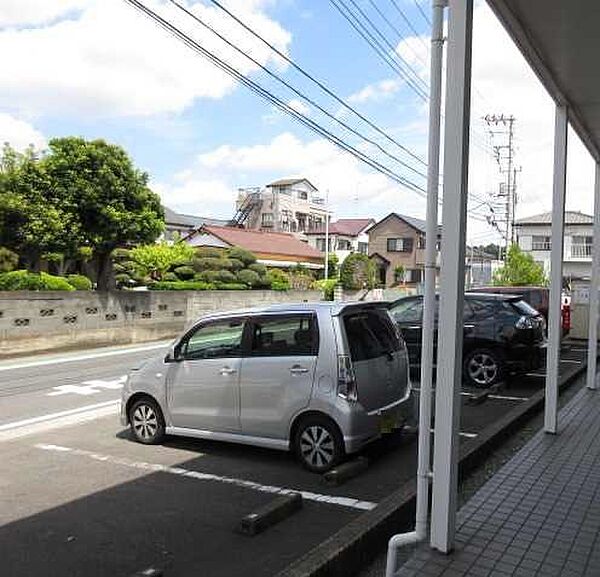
[
  {"left": 493, "top": 243, "right": 547, "bottom": 286},
  {"left": 0, "top": 138, "right": 164, "bottom": 289}
]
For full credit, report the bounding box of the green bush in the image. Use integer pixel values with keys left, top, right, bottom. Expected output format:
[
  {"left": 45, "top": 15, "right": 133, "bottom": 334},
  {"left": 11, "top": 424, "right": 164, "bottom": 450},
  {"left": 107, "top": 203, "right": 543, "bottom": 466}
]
[
  {"left": 236, "top": 269, "right": 261, "bottom": 287},
  {"left": 174, "top": 265, "right": 195, "bottom": 280},
  {"left": 114, "top": 273, "right": 133, "bottom": 287},
  {"left": 111, "top": 248, "right": 132, "bottom": 260},
  {"left": 339, "top": 253, "right": 377, "bottom": 290},
  {"left": 163, "top": 272, "right": 178, "bottom": 282},
  {"left": 228, "top": 246, "right": 257, "bottom": 266},
  {"left": 148, "top": 280, "right": 214, "bottom": 291},
  {"left": 228, "top": 258, "right": 245, "bottom": 271},
  {"left": 195, "top": 270, "right": 219, "bottom": 283},
  {"left": 193, "top": 257, "right": 225, "bottom": 271},
  {"left": 196, "top": 246, "right": 224, "bottom": 259},
  {"left": 0, "top": 247, "right": 19, "bottom": 273},
  {"left": 0, "top": 270, "right": 74, "bottom": 291},
  {"left": 67, "top": 274, "right": 93, "bottom": 290},
  {"left": 215, "top": 282, "right": 248, "bottom": 290},
  {"left": 248, "top": 263, "right": 267, "bottom": 276},
  {"left": 215, "top": 269, "right": 237, "bottom": 283},
  {"left": 313, "top": 278, "right": 338, "bottom": 301},
  {"left": 266, "top": 268, "right": 290, "bottom": 291}
]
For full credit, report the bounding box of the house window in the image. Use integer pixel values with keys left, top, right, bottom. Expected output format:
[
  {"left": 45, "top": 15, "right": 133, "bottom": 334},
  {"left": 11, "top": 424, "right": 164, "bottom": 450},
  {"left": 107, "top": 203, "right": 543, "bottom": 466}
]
[
  {"left": 316, "top": 238, "right": 326, "bottom": 252},
  {"left": 572, "top": 235, "right": 593, "bottom": 258},
  {"left": 297, "top": 190, "right": 308, "bottom": 200},
  {"left": 532, "top": 235, "right": 551, "bottom": 251},
  {"left": 357, "top": 242, "right": 368, "bottom": 254},
  {"left": 387, "top": 238, "right": 413, "bottom": 253},
  {"left": 261, "top": 213, "right": 274, "bottom": 227},
  {"left": 417, "top": 235, "right": 426, "bottom": 249},
  {"left": 337, "top": 239, "right": 352, "bottom": 251}
]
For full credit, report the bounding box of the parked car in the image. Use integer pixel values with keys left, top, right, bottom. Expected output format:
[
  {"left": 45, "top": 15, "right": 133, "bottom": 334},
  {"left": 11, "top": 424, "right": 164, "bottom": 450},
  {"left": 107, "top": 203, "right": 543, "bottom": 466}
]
[
  {"left": 469, "top": 286, "right": 570, "bottom": 335},
  {"left": 389, "top": 293, "right": 546, "bottom": 388},
  {"left": 121, "top": 302, "right": 414, "bottom": 472}
]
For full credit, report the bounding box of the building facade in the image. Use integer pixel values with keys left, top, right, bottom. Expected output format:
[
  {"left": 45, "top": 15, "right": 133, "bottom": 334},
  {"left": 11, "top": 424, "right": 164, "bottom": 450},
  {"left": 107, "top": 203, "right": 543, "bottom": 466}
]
[
  {"left": 515, "top": 211, "right": 593, "bottom": 281},
  {"left": 367, "top": 213, "right": 441, "bottom": 287},
  {"left": 233, "top": 178, "right": 328, "bottom": 236},
  {"left": 305, "top": 218, "right": 375, "bottom": 264}
]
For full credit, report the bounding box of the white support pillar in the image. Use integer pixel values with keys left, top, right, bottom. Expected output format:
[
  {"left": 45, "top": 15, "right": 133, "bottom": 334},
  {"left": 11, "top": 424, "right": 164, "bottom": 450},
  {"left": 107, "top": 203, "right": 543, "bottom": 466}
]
[
  {"left": 430, "top": 0, "right": 473, "bottom": 554},
  {"left": 545, "top": 104, "right": 568, "bottom": 434},
  {"left": 587, "top": 163, "right": 600, "bottom": 390}
]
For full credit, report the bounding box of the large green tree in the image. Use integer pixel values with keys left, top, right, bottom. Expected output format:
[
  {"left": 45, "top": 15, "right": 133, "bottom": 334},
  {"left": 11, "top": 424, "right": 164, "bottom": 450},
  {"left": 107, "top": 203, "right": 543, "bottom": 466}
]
[{"left": 493, "top": 243, "right": 547, "bottom": 286}]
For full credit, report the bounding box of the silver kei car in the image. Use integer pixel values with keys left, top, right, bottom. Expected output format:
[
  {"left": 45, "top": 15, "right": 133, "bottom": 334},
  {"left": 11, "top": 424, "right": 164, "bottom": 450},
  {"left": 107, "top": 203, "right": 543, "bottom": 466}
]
[{"left": 121, "top": 302, "right": 414, "bottom": 472}]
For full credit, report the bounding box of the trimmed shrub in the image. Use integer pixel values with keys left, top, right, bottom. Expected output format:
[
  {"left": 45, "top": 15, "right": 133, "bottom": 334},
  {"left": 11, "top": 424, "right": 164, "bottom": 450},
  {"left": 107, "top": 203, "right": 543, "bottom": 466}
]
[
  {"left": 193, "top": 257, "right": 224, "bottom": 271},
  {"left": 195, "top": 270, "right": 219, "bottom": 283},
  {"left": 228, "top": 258, "right": 245, "bottom": 271},
  {"left": 236, "top": 269, "right": 261, "bottom": 287},
  {"left": 163, "top": 272, "right": 178, "bottom": 282},
  {"left": 215, "top": 269, "right": 237, "bottom": 283},
  {"left": 339, "top": 253, "right": 377, "bottom": 290},
  {"left": 216, "top": 282, "right": 248, "bottom": 290},
  {"left": 266, "top": 268, "right": 290, "bottom": 291},
  {"left": 228, "top": 246, "right": 256, "bottom": 266},
  {"left": 148, "top": 281, "right": 214, "bottom": 291},
  {"left": 0, "top": 247, "right": 18, "bottom": 273},
  {"left": 67, "top": 274, "right": 93, "bottom": 290},
  {"left": 313, "top": 278, "right": 338, "bottom": 301},
  {"left": 248, "top": 263, "right": 267, "bottom": 277},
  {"left": 114, "top": 273, "right": 133, "bottom": 287},
  {"left": 0, "top": 270, "right": 74, "bottom": 291},
  {"left": 196, "top": 246, "right": 224, "bottom": 259},
  {"left": 111, "top": 248, "right": 132, "bottom": 260},
  {"left": 174, "top": 265, "right": 195, "bottom": 280}
]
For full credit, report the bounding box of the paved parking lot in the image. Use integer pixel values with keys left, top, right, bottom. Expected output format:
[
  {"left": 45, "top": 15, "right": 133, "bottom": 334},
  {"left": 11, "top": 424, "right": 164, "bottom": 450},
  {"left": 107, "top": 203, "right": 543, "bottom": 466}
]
[{"left": 0, "top": 342, "right": 588, "bottom": 576}]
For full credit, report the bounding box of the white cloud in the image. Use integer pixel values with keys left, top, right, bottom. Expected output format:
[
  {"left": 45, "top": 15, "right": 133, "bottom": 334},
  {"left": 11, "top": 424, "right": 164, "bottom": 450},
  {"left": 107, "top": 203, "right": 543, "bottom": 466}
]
[
  {"left": 347, "top": 79, "right": 402, "bottom": 104},
  {"left": 0, "top": 0, "right": 291, "bottom": 117},
  {"left": 0, "top": 113, "right": 46, "bottom": 150},
  {"left": 155, "top": 132, "right": 427, "bottom": 219},
  {"left": 0, "top": 0, "right": 91, "bottom": 27},
  {"left": 287, "top": 98, "right": 310, "bottom": 116}
]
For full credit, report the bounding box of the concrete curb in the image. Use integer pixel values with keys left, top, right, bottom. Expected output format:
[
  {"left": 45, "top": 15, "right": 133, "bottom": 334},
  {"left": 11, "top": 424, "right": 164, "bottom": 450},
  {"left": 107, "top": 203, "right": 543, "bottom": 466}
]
[
  {"left": 275, "top": 360, "right": 588, "bottom": 577},
  {"left": 323, "top": 457, "right": 369, "bottom": 487},
  {"left": 239, "top": 493, "right": 303, "bottom": 536}
]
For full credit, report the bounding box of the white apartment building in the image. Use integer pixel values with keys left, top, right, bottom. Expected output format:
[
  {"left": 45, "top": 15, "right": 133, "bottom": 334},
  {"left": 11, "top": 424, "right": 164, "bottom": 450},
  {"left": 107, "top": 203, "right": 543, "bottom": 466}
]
[
  {"left": 515, "top": 211, "right": 593, "bottom": 281},
  {"left": 304, "top": 218, "right": 375, "bottom": 264},
  {"left": 233, "top": 178, "right": 328, "bottom": 236}
]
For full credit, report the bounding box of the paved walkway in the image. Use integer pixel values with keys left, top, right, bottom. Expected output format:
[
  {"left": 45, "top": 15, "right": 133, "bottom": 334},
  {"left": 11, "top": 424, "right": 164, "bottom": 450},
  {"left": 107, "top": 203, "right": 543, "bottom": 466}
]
[{"left": 396, "top": 384, "right": 600, "bottom": 577}]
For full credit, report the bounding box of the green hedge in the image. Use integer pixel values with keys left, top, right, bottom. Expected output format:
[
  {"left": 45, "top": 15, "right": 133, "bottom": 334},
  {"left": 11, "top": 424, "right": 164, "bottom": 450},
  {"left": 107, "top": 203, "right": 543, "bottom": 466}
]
[
  {"left": 148, "top": 280, "right": 215, "bottom": 291},
  {"left": 0, "top": 270, "right": 75, "bottom": 291},
  {"left": 67, "top": 274, "right": 93, "bottom": 290}
]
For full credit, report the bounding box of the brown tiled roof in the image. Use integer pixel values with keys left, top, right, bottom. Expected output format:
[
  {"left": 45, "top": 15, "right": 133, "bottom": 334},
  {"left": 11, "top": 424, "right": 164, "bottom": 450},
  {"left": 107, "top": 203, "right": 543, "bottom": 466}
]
[
  {"left": 304, "top": 218, "right": 375, "bottom": 237},
  {"left": 199, "top": 225, "right": 323, "bottom": 260}
]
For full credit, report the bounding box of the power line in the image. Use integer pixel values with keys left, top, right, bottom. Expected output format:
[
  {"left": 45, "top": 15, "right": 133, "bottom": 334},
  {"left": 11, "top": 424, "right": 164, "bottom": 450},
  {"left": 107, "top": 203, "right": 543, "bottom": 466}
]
[
  {"left": 328, "top": 0, "right": 429, "bottom": 101},
  {"left": 387, "top": 0, "right": 429, "bottom": 51},
  {"left": 207, "top": 0, "right": 427, "bottom": 167},
  {"left": 122, "top": 0, "right": 427, "bottom": 197},
  {"left": 412, "top": 0, "right": 432, "bottom": 27},
  {"left": 167, "top": 0, "right": 427, "bottom": 181}
]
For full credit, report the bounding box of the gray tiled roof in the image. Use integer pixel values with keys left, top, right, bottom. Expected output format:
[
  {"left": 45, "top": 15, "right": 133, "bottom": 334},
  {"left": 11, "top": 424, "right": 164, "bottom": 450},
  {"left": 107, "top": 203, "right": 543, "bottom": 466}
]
[
  {"left": 163, "top": 206, "right": 228, "bottom": 228},
  {"left": 515, "top": 210, "right": 593, "bottom": 225}
]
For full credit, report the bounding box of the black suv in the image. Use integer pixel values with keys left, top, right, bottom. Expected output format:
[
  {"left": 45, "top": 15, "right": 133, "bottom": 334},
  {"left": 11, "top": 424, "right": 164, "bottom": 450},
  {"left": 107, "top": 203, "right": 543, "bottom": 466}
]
[{"left": 389, "top": 293, "right": 546, "bottom": 387}]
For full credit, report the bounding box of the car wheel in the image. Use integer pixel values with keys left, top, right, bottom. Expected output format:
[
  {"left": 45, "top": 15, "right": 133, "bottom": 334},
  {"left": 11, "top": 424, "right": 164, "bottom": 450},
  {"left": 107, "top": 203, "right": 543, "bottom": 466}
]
[
  {"left": 294, "top": 415, "right": 344, "bottom": 473},
  {"left": 129, "top": 397, "right": 165, "bottom": 445},
  {"left": 464, "top": 349, "right": 502, "bottom": 388}
]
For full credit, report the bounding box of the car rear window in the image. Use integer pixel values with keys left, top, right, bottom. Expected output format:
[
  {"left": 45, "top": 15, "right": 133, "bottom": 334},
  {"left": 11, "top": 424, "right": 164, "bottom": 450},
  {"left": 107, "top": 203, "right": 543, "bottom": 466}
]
[
  {"left": 509, "top": 299, "right": 540, "bottom": 316},
  {"left": 389, "top": 298, "right": 423, "bottom": 323},
  {"left": 343, "top": 310, "right": 400, "bottom": 362}
]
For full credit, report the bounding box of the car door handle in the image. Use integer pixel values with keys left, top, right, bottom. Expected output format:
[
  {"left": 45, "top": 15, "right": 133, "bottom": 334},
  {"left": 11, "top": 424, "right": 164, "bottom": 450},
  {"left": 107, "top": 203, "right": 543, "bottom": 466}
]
[
  {"left": 407, "top": 325, "right": 421, "bottom": 330},
  {"left": 290, "top": 366, "right": 309, "bottom": 374},
  {"left": 220, "top": 367, "right": 237, "bottom": 375}
]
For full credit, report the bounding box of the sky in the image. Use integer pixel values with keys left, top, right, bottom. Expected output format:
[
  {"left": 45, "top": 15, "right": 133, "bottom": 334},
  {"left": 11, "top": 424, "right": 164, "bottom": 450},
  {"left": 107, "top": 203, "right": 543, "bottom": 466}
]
[{"left": 0, "top": 0, "right": 596, "bottom": 245}]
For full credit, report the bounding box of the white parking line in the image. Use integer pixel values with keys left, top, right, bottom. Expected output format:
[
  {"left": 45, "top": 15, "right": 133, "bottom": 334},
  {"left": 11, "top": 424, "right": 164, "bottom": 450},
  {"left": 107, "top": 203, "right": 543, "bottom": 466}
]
[
  {"left": 47, "top": 376, "right": 126, "bottom": 397},
  {"left": 560, "top": 359, "right": 582, "bottom": 364},
  {"left": 35, "top": 444, "right": 377, "bottom": 512},
  {"left": 430, "top": 428, "right": 477, "bottom": 439},
  {"left": 0, "top": 342, "right": 170, "bottom": 372},
  {"left": 487, "top": 394, "right": 528, "bottom": 402},
  {"left": 0, "top": 400, "right": 119, "bottom": 441}
]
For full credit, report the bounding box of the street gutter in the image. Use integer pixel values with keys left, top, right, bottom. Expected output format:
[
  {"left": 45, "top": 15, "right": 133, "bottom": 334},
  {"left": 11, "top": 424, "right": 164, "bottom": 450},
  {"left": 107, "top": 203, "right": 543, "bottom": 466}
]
[{"left": 276, "top": 357, "right": 588, "bottom": 577}]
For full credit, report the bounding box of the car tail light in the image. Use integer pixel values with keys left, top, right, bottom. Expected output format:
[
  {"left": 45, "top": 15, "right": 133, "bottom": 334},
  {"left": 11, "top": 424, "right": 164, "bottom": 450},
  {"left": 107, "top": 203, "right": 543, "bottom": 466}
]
[
  {"left": 516, "top": 315, "right": 535, "bottom": 329},
  {"left": 562, "top": 303, "right": 571, "bottom": 331},
  {"left": 337, "top": 354, "right": 358, "bottom": 402}
]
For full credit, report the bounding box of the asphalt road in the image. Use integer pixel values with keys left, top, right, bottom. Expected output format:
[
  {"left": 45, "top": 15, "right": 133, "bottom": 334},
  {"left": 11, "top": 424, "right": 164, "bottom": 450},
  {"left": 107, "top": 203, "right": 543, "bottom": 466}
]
[{"left": 0, "top": 341, "right": 588, "bottom": 577}]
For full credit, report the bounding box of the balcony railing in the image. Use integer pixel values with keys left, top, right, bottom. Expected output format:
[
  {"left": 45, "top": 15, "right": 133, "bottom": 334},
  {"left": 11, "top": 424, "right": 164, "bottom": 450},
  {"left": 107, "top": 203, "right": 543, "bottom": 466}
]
[
  {"left": 570, "top": 243, "right": 592, "bottom": 259},
  {"left": 532, "top": 241, "right": 551, "bottom": 251}
]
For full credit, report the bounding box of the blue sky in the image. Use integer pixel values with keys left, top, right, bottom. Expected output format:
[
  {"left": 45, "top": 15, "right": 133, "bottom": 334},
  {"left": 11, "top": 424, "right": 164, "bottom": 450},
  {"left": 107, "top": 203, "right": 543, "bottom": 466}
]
[{"left": 0, "top": 0, "right": 595, "bottom": 244}]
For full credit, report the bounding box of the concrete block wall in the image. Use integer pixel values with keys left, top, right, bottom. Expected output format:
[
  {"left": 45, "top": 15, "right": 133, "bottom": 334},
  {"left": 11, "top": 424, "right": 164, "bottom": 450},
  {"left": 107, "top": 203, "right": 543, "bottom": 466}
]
[{"left": 0, "top": 290, "right": 321, "bottom": 357}]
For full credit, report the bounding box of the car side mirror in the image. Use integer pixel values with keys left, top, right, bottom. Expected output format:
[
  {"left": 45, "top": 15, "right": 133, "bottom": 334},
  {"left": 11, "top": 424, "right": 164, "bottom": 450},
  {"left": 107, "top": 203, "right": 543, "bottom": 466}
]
[{"left": 164, "top": 346, "right": 182, "bottom": 363}]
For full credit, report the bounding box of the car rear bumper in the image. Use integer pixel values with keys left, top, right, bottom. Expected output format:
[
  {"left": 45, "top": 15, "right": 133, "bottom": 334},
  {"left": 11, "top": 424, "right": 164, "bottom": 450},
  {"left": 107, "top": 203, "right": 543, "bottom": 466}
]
[{"left": 342, "top": 389, "right": 416, "bottom": 454}]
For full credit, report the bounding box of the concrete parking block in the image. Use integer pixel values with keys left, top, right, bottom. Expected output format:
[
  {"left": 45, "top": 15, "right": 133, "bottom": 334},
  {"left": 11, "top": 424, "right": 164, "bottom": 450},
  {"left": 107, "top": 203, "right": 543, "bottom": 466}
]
[{"left": 239, "top": 493, "right": 303, "bottom": 536}]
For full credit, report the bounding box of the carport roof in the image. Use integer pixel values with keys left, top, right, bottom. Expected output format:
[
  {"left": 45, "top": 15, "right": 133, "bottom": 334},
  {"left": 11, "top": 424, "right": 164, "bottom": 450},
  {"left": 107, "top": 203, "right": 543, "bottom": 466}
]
[{"left": 487, "top": 0, "right": 600, "bottom": 161}]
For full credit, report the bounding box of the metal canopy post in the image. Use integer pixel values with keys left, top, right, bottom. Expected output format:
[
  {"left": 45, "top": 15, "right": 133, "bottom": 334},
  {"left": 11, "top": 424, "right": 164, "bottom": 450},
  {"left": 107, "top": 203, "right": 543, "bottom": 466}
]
[
  {"left": 587, "top": 163, "right": 600, "bottom": 390},
  {"left": 545, "top": 104, "right": 568, "bottom": 434},
  {"left": 430, "top": 0, "right": 473, "bottom": 554}
]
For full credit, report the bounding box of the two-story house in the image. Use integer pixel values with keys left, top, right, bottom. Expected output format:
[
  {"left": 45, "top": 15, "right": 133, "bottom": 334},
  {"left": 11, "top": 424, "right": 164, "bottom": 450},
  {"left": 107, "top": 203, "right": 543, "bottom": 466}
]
[
  {"left": 304, "top": 218, "right": 375, "bottom": 264},
  {"left": 232, "top": 178, "right": 328, "bottom": 237},
  {"left": 515, "top": 211, "right": 594, "bottom": 281},
  {"left": 367, "top": 213, "right": 441, "bottom": 287}
]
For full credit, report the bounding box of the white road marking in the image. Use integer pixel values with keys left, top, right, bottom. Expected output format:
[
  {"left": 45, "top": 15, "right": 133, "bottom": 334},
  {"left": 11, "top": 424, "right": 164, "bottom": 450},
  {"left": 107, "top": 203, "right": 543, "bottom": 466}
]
[
  {"left": 0, "top": 400, "right": 119, "bottom": 441},
  {"left": 0, "top": 342, "right": 170, "bottom": 373},
  {"left": 35, "top": 444, "right": 377, "bottom": 512},
  {"left": 487, "top": 394, "right": 528, "bottom": 402},
  {"left": 47, "top": 376, "right": 126, "bottom": 397},
  {"left": 430, "top": 428, "right": 477, "bottom": 439},
  {"left": 560, "top": 359, "right": 582, "bottom": 364}
]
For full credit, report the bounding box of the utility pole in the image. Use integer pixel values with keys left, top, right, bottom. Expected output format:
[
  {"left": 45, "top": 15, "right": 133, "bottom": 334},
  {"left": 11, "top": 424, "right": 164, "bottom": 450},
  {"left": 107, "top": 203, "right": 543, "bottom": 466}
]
[{"left": 484, "top": 114, "right": 519, "bottom": 261}]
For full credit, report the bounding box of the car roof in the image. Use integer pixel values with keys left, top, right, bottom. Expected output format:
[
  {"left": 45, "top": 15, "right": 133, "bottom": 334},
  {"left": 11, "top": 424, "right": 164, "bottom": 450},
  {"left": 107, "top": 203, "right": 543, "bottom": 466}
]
[{"left": 389, "top": 292, "right": 522, "bottom": 307}]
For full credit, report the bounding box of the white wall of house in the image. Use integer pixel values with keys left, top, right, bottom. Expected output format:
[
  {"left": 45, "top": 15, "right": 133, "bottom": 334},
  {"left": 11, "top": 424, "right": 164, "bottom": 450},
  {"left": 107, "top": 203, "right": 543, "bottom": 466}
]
[
  {"left": 516, "top": 222, "right": 594, "bottom": 280},
  {"left": 307, "top": 230, "right": 370, "bottom": 264}
]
